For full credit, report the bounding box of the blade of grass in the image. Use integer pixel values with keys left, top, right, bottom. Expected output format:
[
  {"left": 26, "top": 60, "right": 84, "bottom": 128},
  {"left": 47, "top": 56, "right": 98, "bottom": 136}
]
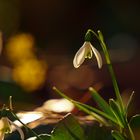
[
  {"left": 53, "top": 87, "right": 108, "bottom": 126},
  {"left": 111, "top": 130, "right": 126, "bottom": 140},
  {"left": 97, "top": 30, "right": 124, "bottom": 114},
  {"left": 89, "top": 87, "right": 115, "bottom": 118},
  {"left": 125, "top": 91, "right": 135, "bottom": 116},
  {"left": 127, "top": 123, "right": 135, "bottom": 140},
  {"left": 109, "top": 99, "right": 126, "bottom": 128},
  {"left": 74, "top": 101, "right": 120, "bottom": 126}
]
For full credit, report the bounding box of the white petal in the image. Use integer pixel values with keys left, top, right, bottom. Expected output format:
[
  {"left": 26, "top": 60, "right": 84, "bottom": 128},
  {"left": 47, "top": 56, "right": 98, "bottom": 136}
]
[
  {"left": 1, "top": 117, "right": 12, "bottom": 133},
  {"left": 8, "top": 119, "right": 24, "bottom": 140},
  {"left": 0, "top": 117, "right": 11, "bottom": 140},
  {"left": 0, "top": 117, "right": 5, "bottom": 129},
  {"left": 73, "top": 42, "right": 87, "bottom": 68},
  {"left": 90, "top": 43, "right": 103, "bottom": 69},
  {"left": 0, "top": 132, "right": 4, "bottom": 140}
]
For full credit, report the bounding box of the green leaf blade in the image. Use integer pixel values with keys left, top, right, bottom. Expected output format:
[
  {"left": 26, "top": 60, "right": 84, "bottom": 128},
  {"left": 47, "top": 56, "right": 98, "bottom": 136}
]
[
  {"left": 111, "top": 130, "right": 126, "bottom": 140},
  {"left": 97, "top": 30, "right": 104, "bottom": 42},
  {"left": 89, "top": 87, "right": 115, "bottom": 118},
  {"left": 125, "top": 91, "right": 135, "bottom": 116},
  {"left": 51, "top": 113, "right": 85, "bottom": 140},
  {"left": 74, "top": 101, "right": 119, "bottom": 125},
  {"left": 53, "top": 87, "right": 108, "bottom": 126},
  {"left": 109, "top": 99, "right": 126, "bottom": 128},
  {"left": 27, "top": 134, "right": 51, "bottom": 140},
  {"left": 129, "top": 114, "right": 140, "bottom": 129}
]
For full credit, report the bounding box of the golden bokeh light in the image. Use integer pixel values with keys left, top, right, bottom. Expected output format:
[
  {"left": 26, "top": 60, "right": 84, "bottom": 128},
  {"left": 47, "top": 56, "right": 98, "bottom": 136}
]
[
  {"left": 5, "top": 33, "right": 48, "bottom": 91},
  {"left": 6, "top": 33, "right": 35, "bottom": 65},
  {"left": 12, "top": 59, "right": 47, "bottom": 91}
]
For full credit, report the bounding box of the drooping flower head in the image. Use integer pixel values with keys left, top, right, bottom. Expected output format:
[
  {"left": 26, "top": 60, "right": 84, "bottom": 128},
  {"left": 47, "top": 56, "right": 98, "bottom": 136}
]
[
  {"left": 0, "top": 116, "right": 24, "bottom": 140},
  {"left": 0, "top": 97, "right": 24, "bottom": 140},
  {"left": 73, "top": 30, "right": 102, "bottom": 69}
]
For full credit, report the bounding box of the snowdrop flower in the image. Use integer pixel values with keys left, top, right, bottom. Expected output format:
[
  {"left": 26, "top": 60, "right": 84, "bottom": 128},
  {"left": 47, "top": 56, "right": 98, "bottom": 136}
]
[
  {"left": 73, "top": 41, "right": 102, "bottom": 68},
  {"left": 0, "top": 117, "right": 24, "bottom": 140}
]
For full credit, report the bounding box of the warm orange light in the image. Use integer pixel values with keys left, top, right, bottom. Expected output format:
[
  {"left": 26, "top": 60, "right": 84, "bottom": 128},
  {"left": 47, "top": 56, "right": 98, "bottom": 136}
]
[{"left": 42, "top": 98, "right": 74, "bottom": 113}]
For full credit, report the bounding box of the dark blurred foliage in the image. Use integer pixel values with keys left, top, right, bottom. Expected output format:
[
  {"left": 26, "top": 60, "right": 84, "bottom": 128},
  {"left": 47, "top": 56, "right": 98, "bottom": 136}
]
[{"left": 0, "top": 0, "right": 140, "bottom": 114}]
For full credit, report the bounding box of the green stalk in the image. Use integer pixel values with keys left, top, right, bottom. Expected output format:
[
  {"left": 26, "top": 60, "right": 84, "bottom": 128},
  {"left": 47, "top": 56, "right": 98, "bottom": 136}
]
[
  {"left": 11, "top": 112, "right": 43, "bottom": 140},
  {"left": 75, "top": 101, "right": 120, "bottom": 126},
  {"left": 53, "top": 87, "right": 108, "bottom": 126},
  {"left": 127, "top": 123, "right": 135, "bottom": 140},
  {"left": 99, "top": 35, "right": 124, "bottom": 113},
  {"left": 85, "top": 29, "right": 135, "bottom": 140},
  {"left": 8, "top": 96, "right": 43, "bottom": 140},
  {"left": 88, "top": 29, "right": 124, "bottom": 113},
  {"left": 97, "top": 30, "right": 135, "bottom": 140}
]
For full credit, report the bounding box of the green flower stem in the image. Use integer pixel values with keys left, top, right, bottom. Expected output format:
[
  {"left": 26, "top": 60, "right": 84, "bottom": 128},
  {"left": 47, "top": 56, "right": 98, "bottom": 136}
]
[
  {"left": 127, "top": 123, "right": 135, "bottom": 140},
  {"left": 87, "top": 29, "right": 124, "bottom": 113},
  {"left": 96, "top": 30, "right": 135, "bottom": 140},
  {"left": 85, "top": 29, "right": 135, "bottom": 140},
  {"left": 99, "top": 35, "right": 124, "bottom": 113},
  {"left": 11, "top": 112, "right": 43, "bottom": 140},
  {"left": 9, "top": 96, "right": 13, "bottom": 111},
  {"left": 85, "top": 29, "right": 99, "bottom": 41}
]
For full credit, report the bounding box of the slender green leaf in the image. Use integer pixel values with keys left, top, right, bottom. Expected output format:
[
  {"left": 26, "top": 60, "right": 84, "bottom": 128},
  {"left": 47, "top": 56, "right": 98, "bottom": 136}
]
[
  {"left": 27, "top": 134, "right": 51, "bottom": 140},
  {"left": 129, "top": 114, "right": 140, "bottom": 128},
  {"left": 97, "top": 30, "right": 104, "bottom": 42},
  {"left": 109, "top": 99, "right": 125, "bottom": 128},
  {"left": 127, "top": 123, "right": 135, "bottom": 140},
  {"left": 53, "top": 87, "right": 108, "bottom": 126},
  {"left": 125, "top": 91, "right": 135, "bottom": 116},
  {"left": 74, "top": 102, "right": 109, "bottom": 126},
  {"left": 111, "top": 130, "right": 126, "bottom": 140},
  {"left": 74, "top": 101, "right": 119, "bottom": 125},
  {"left": 51, "top": 113, "right": 85, "bottom": 140},
  {"left": 89, "top": 87, "right": 115, "bottom": 118},
  {"left": 86, "top": 124, "right": 113, "bottom": 140}
]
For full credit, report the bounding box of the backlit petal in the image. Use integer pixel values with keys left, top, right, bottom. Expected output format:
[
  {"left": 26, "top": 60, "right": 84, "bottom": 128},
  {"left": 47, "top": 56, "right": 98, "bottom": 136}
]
[
  {"left": 0, "top": 118, "right": 5, "bottom": 140},
  {"left": 8, "top": 119, "right": 24, "bottom": 140},
  {"left": 0, "top": 117, "right": 11, "bottom": 140},
  {"left": 1, "top": 117, "right": 12, "bottom": 133},
  {"left": 73, "top": 42, "right": 87, "bottom": 68},
  {"left": 0, "top": 132, "right": 4, "bottom": 140},
  {"left": 90, "top": 43, "right": 102, "bottom": 69}
]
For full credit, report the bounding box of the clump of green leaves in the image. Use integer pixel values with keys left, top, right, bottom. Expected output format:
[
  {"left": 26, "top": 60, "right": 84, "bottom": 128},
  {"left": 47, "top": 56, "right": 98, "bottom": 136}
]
[{"left": 52, "top": 29, "right": 140, "bottom": 140}]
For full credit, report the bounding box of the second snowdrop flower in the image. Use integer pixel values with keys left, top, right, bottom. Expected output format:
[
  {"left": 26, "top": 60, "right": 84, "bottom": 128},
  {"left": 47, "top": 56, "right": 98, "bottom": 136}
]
[
  {"left": 0, "top": 117, "right": 24, "bottom": 140},
  {"left": 73, "top": 41, "right": 102, "bottom": 69}
]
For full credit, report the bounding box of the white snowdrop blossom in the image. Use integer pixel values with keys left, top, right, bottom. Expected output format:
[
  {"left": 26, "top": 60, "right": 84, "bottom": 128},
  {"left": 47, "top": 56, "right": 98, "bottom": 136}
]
[
  {"left": 0, "top": 117, "right": 24, "bottom": 140},
  {"left": 73, "top": 41, "right": 102, "bottom": 68}
]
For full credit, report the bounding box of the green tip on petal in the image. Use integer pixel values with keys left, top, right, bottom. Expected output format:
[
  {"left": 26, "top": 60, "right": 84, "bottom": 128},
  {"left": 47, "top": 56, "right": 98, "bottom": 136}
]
[{"left": 73, "top": 41, "right": 102, "bottom": 69}]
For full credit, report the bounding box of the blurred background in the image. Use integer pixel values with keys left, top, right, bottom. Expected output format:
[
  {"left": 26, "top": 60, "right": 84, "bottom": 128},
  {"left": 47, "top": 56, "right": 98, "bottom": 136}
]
[{"left": 0, "top": 0, "right": 140, "bottom": 119}]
